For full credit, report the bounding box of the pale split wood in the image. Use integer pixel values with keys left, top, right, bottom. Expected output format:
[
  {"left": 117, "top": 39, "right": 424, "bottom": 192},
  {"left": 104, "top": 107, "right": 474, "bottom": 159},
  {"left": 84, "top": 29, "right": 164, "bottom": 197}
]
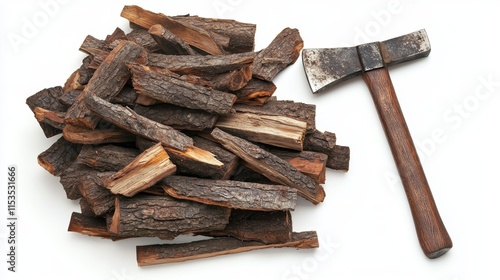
[
  {"left": 103, "top": 143, "right": 176, "bottom": 197},
  {"left": 216, "top": 112, "right": 307, "bottom": 151}
]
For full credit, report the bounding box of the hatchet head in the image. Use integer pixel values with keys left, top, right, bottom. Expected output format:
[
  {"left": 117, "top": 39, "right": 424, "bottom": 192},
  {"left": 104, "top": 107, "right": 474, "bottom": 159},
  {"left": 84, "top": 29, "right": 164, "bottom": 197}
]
[{"left": 302, "top": 29, "right": 431, "bottom": 93}]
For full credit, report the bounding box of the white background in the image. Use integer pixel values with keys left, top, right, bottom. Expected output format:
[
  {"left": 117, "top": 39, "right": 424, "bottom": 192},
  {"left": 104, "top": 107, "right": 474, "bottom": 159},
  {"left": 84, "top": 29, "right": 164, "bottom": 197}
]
[{"left": 1, "top": 1, "right": 499, "bottom": 279}]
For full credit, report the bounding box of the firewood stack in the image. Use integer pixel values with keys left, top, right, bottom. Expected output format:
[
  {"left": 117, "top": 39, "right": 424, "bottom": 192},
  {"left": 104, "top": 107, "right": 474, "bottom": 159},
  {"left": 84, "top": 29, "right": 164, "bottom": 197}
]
[{"left": 26, "top": 5, "right": 350, "bottom": 266}]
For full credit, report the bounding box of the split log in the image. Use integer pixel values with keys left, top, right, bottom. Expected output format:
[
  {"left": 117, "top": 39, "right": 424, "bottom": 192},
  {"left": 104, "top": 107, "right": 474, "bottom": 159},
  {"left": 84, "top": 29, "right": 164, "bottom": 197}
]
[
  {"left": 202, "top": 210, "right": 292, "bottom": 244},
  {"left": 161, "top": 175, "right": 297, "bottom": 211},
  {"left": 37, "top": 136, "right": 81, "bottom": 176},
  {"left": 83, "top": 94, "right": 187, "bottom": 150},
  {"left": 121, "top": 5, "right": 223, "bottom": 55},
  {"left": 134, "top": 103, "right": 218, "bottom": 132},
  {"left": 136, "top": 231, "right": 318, "bottom": 266},
  {"left": 146, "top": 52, "right": 254, "bottom": 75},
  {"left": 148, "top": 24, "right": 198, "bottom": 55},
  {"left": 251, "top": 28, "right": 304, "bottom": 81},
  {"left": 191, "top": 136, "right": 239, "bottom": 179},
  {"left": 103, "top": 143, "right": 176, "bottom": 197},
  {"left": 77, "top": 144, "right": 140, "bottom": 172},
  {"left": 109, "top": 194, "right": 231, "bottom": 239},
  {"left": 26, "top": 86, "right": 67, "bottom": 137},
  {"left": 233, "top": 78, "right": 277, "bottom": 105},
  {"left": 129, "top": 64, "right": 236, "bottom": 115},
  {"left": 63, "top": 123, "right": 136, "bottom": 145},
  {"left": 211, "top": 128, "right": 324, "bottom": 204},
  {"left": 234, "top": 100, "right": 316, "bottom": 132},
  {"left": 135, "top": 137, "right": 229, "bottom": 180},
  {"left": 270, "top": 149, "right": 328, "bottom": 184},
  {"left": 173, "top": 15, "right": 256, "bottom": 53},
  {"left": 216, "top": 112, "right": 307, "bottom": 151},
  {"left": 83, "top": 93, "right": 222, "bottom": 168},
  {"left": 65, "top": 41, "right": 148, "bottom": 128}
]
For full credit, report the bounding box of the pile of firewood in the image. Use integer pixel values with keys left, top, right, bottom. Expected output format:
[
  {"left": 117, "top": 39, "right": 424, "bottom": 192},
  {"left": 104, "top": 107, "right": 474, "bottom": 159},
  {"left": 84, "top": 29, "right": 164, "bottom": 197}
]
[{"left": 26, "top": 5, "right": 350, "bottom": 266}]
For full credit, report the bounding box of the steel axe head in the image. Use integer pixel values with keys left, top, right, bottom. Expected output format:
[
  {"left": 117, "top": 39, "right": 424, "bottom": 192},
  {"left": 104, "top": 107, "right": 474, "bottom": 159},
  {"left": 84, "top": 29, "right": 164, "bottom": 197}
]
[{"left": 302, "top": 29, "right": 431, "bottom": 93}]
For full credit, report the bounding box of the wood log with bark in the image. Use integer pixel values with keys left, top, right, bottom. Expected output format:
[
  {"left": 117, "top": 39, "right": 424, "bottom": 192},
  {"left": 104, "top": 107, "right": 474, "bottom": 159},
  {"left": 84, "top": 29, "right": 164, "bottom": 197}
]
[
  {"left": 251, "top": 28, "right": 304, "bottom": 81},
  {"left": 129, "top": 64, "right": 237, "bottom": 115},
  {"left": 161, "top": 175, "right": 297, "bottom": 211},
  {"left": 109, "top": 194, "right": 231, "bottom": 239},
  {"left": 136, "top": 231, "right": 319, "bottom": 266},
  {"left": 37, "top": 136, "right": 81, "bottom": 176},
  {"left": 211, "top": 128, "right": 325, "bottom": 204},
  {"left": 201, "top": 210, "right": 293, "bottom": 244},
  {"left": 121, "top": 5, "right": 224, "bottom": 55},
  {"left": 83, "top": 93, "right": 223, "bottom": 168}
]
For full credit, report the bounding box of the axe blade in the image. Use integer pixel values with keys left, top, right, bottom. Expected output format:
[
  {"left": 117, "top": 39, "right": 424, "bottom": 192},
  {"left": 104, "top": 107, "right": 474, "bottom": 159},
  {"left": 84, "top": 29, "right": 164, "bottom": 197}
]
[
  {"left": 302, "top": 29, "right": 431, "bottom": 94},
  {"left": 302, "top": 47, "right": 362, "bottom": 94}
]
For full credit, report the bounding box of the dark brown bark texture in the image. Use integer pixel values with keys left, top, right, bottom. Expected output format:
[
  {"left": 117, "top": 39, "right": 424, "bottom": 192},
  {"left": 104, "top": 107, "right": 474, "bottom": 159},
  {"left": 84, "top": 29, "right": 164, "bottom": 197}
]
[
  {"left": 37, "top": 136, "right": 81, "bottom": 176},
  {"left": 211, "top": 128, "right": 323, "bottom": 204},
  {"left": 65, "top": 41, "right": 148, "bottom": 128},
  {"left": 136, "top": 231, "right": 318, "bottom": 266},
  {"left": 129, "top": 64, "right": 236, "bottom": 115},
  {"left": 161, "top": 175, "right": 297, "bottom": 211},
  {"left": 26, "top": 86, "right": 67, "bottom": 137},
  {"left": 202, "top": 210, "right": 293, "bottom": 244},
  {"left": 110, "top": 194, "right": 230, "bottom": 239}
]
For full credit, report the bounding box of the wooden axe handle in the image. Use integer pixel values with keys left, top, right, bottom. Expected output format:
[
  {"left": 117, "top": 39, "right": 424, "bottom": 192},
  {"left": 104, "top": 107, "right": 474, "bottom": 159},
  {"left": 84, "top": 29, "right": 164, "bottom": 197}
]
[{"left": 363, "top": 67, "right": 452, "bottom": 259}]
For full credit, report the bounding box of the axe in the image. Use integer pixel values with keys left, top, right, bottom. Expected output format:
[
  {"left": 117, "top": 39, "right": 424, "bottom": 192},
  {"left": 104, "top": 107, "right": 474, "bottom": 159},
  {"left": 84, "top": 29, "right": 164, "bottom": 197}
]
[{"left": 302, "top": 29, "right": 452, "bottom": 258}]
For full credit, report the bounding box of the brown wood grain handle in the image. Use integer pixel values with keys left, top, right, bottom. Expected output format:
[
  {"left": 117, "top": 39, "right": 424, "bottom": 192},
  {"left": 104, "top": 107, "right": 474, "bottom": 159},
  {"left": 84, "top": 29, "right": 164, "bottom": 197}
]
[{"left": 363, "top": 67, "right": 452, "bottom": 258}]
